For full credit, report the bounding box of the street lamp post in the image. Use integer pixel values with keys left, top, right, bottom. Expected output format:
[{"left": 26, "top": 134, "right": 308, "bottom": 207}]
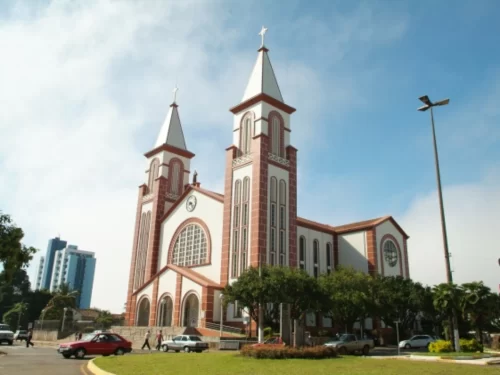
[
  {"left": 219, "top": 293, "right": 224, "bottom": 338},
  {"left": 41, "top": 308, "right": 46, "bottom": 330},
  {"left": 418, "top": 95, "right": 460, "bottom": 352},
  {"left": 61, "top": 307, "right": 68, "bottom": 332}
]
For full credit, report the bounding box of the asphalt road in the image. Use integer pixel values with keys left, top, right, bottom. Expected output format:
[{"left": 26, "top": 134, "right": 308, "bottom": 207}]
[{"left": 0, "top": 343, "right": 92, "bottom": 375}]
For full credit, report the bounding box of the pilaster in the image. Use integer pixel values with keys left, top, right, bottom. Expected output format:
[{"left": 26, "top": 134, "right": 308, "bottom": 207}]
[
  {"left": 174, "top": 273, "right": 183, "bottom": 326},
  {"left": 287, "top": 146, "right": 298, "bottom": 267},
  {"left": 366, "top": 229, "right": 378, "bottom": 276}
]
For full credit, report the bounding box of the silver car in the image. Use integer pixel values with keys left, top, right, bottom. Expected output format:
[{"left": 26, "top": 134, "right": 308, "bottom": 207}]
[{"left": 161, "top": 335, "right": 209, "bottom": 353}]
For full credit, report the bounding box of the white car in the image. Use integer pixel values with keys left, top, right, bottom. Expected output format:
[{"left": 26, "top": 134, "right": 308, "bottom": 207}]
[
  {"left": 161, "top": 335, "right": 209, "bottom": 353},
  {"left": 14, "top": 330, "right": 28, "bottom": 341},
  {"left": 0, "top": 324, "right": 14, "bottom": 345},
  {"left": 398, "top": 334, "right": 435, "bottom": 349}
]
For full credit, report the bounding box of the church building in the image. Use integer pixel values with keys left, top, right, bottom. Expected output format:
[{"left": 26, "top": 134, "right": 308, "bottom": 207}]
[{"left": 124, "top": 29, "right": 410, "bottom": 333}]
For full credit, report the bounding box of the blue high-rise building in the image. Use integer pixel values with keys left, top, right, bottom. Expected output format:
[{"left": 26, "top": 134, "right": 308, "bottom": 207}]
[
  {"left": 40, "top": 237, "right": 67, "bottom": 290},
  {"left": 36, "top": 239, "right": 96, "bottom": 309}
]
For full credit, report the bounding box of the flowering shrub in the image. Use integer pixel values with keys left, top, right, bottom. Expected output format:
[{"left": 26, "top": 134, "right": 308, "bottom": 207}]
[
  {"left": 240, "top": 345, "right": 338, "bottom": 359},
  {"left": 459, "top": 338, "right": 483, "bottom": 353},
  {"left": 429, "top": 340, "right": 453, "bottom": 353}
]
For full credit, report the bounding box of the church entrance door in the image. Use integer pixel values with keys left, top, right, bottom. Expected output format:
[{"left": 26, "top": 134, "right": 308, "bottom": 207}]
[{"left": 183, "top": 294, "right": 199, "bottom": 327}]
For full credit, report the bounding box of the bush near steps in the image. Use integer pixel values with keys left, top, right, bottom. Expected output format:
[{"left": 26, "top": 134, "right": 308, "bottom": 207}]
[{"left": 240, "top": 345, "right": 338, "bottom": 359}]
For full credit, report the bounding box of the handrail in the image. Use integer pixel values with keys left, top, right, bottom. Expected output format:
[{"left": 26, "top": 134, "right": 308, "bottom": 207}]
[{"left": 204, "top": 321, "right": 241, "bottom": 334}]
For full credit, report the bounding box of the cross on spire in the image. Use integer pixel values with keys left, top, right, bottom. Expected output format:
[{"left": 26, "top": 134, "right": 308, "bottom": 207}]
[
  {"left": 258, "top": 26, "right": 268, "bottom": 47},
  {"left": 172, "top": 85, "right": 179, "bottom": 104}
]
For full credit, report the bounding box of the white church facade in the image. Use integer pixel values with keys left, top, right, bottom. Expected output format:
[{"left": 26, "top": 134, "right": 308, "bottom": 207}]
[{"left": 125, "top": 31, "right": 410, "bottom": 334}]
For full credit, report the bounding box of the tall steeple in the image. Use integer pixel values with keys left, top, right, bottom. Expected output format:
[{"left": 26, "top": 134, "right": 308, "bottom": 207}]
[{"left": 154, "top": 86, "right": 187, "bottom": 150}]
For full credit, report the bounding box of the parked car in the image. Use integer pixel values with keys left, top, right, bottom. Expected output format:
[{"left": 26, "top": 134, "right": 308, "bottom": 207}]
[
  {"left": 398, "top": 334, "right": 435, "bottom": 349},
  {"left": 251, "top": 337, "right": 285, "bottom": 348},
  {"left": 14, "top": 330, "right": 28, "bottom": 341},
  {"left": 324, "top": 333, "right": 374, "bottom": 355},
  {"left": 161, "top": 335, "right": 209, "bottom": 353},
  {"left": 57, "top": 332, "right": 132, "bottom": 359},
  {"left": 0, "top": 324, "right": 14, "bottom": 346}
]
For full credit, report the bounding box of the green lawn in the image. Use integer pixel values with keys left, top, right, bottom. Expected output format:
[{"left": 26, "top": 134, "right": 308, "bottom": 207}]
[{"left": 94, "top": 351, "right": 499, "bottom": 375}]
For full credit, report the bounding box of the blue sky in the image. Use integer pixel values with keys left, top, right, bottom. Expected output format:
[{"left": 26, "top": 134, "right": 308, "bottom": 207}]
[{"left": 0, "top": 0, "right": 499, "bottom": 311}]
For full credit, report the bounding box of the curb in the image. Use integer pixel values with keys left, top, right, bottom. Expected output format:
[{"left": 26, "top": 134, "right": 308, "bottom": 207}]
[{"left": 87, "top": 358, "right": 116, "bottom": 375}]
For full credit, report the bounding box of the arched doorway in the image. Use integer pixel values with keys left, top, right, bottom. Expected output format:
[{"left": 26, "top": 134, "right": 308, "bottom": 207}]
[
  {"left": 157, "top": 296, "right": 173, "bottom": 327},
  {"left": 137, "top": 298, "right": 150, "bottom": 327},
  {"left": 183, "top": 294, "right": 199, "bottom": 327}
]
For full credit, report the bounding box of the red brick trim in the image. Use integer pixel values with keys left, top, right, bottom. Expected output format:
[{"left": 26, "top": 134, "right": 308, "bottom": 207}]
[
  {"left": 403, "top": 238, "right": 410, "bottom": 279},
  {"left": 144, "top": 143, "right": 195, "bottom": 159},
  {"left": 379, "top": 234, "right": 404, "bottom": 277},
  {"left": 174, "top": 274, "right": 183, "bottom": 326},
  {"left": 366, "top": 229, "right": 377, "bottom": 276},
  {"left": 220, "top": 146, "right": 238, "bottom": 286},
  {"left": 250, "top": 134, "right": 269, "bottom": 268},
  {"left": 201, "top": 287, "right": 214, "bottom": 327},
  {"left": 287, "top": 146, "right": 297, "bottom": 268},
  {"left": 296, "top": 218, "right": 335, "bottom": 235},
  {"left": 166, "top": 217, "right": 212, "bottom": 266},
  {"left": 125, "top": 185, "right": 147, "bottom": 326},
  {"left": 229, "top": 93, "right": 296, "bottom": 115},
  {"left": 149, "top": 277, "right": 160, "bottom": 326}
]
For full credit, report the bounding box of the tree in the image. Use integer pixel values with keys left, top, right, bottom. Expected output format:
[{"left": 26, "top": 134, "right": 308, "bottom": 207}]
[
  {"left": 0, "top": 213, "right": 37, "bottom": 282},
  {"left": 320, "top": 267, "right": 372, "bottom": 333},
  {"left": 375, "top": 276, "right": 425, "bottom": 336},
  {"left": 432, "top": 283, "right": 463, "bottom": 341},
  {"left": 2, "top": 302, "right": 29, "bottom": 330},
  {"left": 460, "top": 281, "right": 495, "bottom": 343},
  {"left": 95, "top": 309, "right": 114, "bottom": 329},
  {"left": 43, "top": 283, "right": 78, "bottom": 320},
  {"left": 0, "top": 268, "right": 31, "bottom": 320},
  {"left": 419, "top": 286, "right": 444, "bottom": 336}
]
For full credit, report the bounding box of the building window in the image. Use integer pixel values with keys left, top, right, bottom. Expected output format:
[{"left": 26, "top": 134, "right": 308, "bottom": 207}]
[
  {"left": 326, "top": 243, "right": 332, "bottom": 274},
  {"left": 313, "top": 239, "right": 319, "bottom": 278},
  {"left": 134, "top": 211, "right": 152, "bottom": 290},
  {"left": 299, "top": 236, "right": 306, "bottom": 270},
  {"left": 232, "top": 230, "right": 239, "bottom": 278},
  {"left": 172, "top": 224, "right": 208, "bottom": 267},
  {"left": 168, "top": 158, "right": 184, "bottom": 195},
  {"left": 148, "top": 158, "right": 160, "bottom": 193},
  {"left": 269, "top": 177, "right": 277, "bottom": 265},
  {"left": 279, "top": 180, "right": 287, "bottom": 266},
  {"left": 234, "top": 301, "right": 243, "bottom": 318},
  {"left": 269, "top": 112, "right": 284, "bottom": 157},
  {"left": 241, "top": 228, "right": 248, "bottom": 272},
  {"left": 240, "top": 115, "right": 252, "bottom": 155},
  {"left": 239, "top": 177, "right": 250, "bottom": 274},
  {"left": 383, "top": 240, "right": 398, "bottom": 267}
]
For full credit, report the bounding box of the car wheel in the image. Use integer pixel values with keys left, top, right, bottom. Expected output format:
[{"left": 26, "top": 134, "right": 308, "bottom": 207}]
[
  {"left": 102, "top": 354, "right": 110, "bottom": 357},
  {"left": 62, "top": 353, "right": 72, "bottom": 359},
  {"left": 115, "top": 348, "right": 125, "bottom": 356},
  {"left": 7, "top": 340, "right": 13, "bottom": 346},
  {"left": 404, "top": 343, "right": 411, "bottom": 349},
  {"left": 175, "top": 350, "right": 180, "bottom": 353},
  {"left": 162, "top": 345, "right": 169, "bottom": 352},
  {"left": 362, "top": 345, "right": 370, "bottom": 356},
  {"left": 75, "top": 348, "right": 86, "bottom": 359},
  {"left": 338, "top": 347, "right": 347, "bottom": 355},
  {"left": 184, "top": 346, "right": 190, "bottom": 353}
]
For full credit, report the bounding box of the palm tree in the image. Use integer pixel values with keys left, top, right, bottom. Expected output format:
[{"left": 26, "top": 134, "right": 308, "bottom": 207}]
[
  {"left": 43, "top": 283, "right": 79, "bottom": 321},
  {"left": 460, "top": 281, "right": 494, "bottom": 343},
  {"left": 432, "top": 283, "right": 462, "bottom": 341}
]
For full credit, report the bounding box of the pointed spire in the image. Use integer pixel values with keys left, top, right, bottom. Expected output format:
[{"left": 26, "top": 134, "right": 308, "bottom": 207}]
[
  {"left": 154, "top": 86, "right": 187, "bottom": 149},
  {"left": 241, "top": 26, "right": 284, "bottom": 103}
]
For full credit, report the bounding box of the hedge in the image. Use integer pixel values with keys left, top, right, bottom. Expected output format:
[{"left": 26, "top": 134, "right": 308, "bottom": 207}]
[
  {"left": 429, "top": 338, "right": 483, "bottom": 353},
  {"left": 240, "top": 346, "right": 338, "bottom": 359}
]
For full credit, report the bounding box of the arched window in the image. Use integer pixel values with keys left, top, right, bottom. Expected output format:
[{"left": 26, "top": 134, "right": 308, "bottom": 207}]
[
  {"left": 313, "top": 240, "right": 319, "bottom": 278},
  {"left": 169, "top": 158, "right": 184, "bottom": 195},
  {"left": 134, "top": 211, "right": 151, "bottom": 289},
  {"left": 299, "top": 236, "right": 306, "bottom": 270},
  {"left": 148, "top": 159, "right": 160, "bottom": 193},
  {"left": 157, "top": 296, "right": 173, "bottom": 327},
  {"left": 326, "top": 243, "right": 332, "bottom": 274},
  {"left": 268, "top": 111, "right": 284, "bottom": 157},
  {"left": 232, "top": 180, "right": 241, "bottom": 278},
  {"left": 269, "top": 177, "right": 277, "bottom": 265},
  {"left": 172, "top": 224, "right": 208, "bottom": 267},
  {"left": 279, "top": 180, "right": 286, "bottom": 266},
  {"left": 241, "top": 177, "right": 250, "bottom": 273},
  {"left": 240, "top": 114, "right": 252, "bottom": 155},
  {"left": 383, "top": 240, "right": 398, "bottom": 267}
]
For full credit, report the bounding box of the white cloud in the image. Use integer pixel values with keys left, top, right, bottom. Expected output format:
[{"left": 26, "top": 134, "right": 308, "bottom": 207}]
[
  {"left": 401, "top": 168, "right": 500, "bottom": 292},
  {"left": 0, "top": 1, "right": 410, "bottom": 312}
]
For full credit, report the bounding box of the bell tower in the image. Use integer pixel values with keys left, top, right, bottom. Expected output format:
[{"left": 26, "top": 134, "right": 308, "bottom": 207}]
[
  {"left": 220, "top": 28, "right": 298, "bottom": 287},
  {"left": 125, "top": 88, "right": 194, "bottom": 325}
]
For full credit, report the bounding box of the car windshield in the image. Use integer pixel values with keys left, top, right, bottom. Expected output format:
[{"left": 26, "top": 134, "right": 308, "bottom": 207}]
[{"left": 81, "top": 334, "right": 95, "bottom": 341}]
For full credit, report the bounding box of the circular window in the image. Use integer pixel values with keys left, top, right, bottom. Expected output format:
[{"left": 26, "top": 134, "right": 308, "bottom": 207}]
[
  {"left": 171, "top": 224, "right": 208, "bottom": 267},
  {"left": 383, "top": 240, "right": 398, "bottom": 267}
]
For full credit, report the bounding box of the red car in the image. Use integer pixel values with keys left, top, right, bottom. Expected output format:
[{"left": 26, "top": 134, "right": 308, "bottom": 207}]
[{"left": 57, "top": 332, "right": 132, "bottom": 359}]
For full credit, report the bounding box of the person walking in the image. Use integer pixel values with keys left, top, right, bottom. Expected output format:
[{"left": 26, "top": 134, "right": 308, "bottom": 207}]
[
  {"left": 26, "top": 329, "right": 34, "bottom": 348},
  {"left": 141, "top": 330, "right": 151, "bottom": 351},
  {"left": 155, "top": 330, "right": 163, "bottom": 351}
]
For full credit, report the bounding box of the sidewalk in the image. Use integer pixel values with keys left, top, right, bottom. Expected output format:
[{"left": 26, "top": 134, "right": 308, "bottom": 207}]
[{"left": 369, "top": 354, "right": 500, "bottom": 366}]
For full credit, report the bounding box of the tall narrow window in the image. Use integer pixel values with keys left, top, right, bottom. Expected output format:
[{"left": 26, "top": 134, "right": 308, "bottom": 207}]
[
  {"left": 240, "top": 177, "right": 250, "bottom": 274},
  {"left": 148, "top": 159, "right": 160, "bottom": 193},
  {"left": 268, "top": 112, "right": 284, "bottom": 157},
  {"left": 232, "top": 180, "right": 242, "bottom": 278},
  {"left": 272, "top": 118, "right": 281, "bottom": 156},
  {"left": 240, "top": 116, "right": 252, "bottom": 155},
  {"left": 299, "top": 236, "right": 306, "bottom": 270},
  {"left": 313, "top": 240, "right": 319, "bottom": 278},
  {"left": 168, "top": 158, "right": 184, "bottom": 195},
  {"left": 269, "top": 177, "right": 277, "bottom": 265},
  {"left": 326, "top": 243, "right": 332, "bottom": 274},
  {"left": 279, "top": 180, "right": 286, "bottom": 266}
]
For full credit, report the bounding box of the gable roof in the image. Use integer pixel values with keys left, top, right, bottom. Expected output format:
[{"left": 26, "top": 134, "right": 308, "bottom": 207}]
[{"left": 242, "top": 47, "right": 283, "bottom": 103}]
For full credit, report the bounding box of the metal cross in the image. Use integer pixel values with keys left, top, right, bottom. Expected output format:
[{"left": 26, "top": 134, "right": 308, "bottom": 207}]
[
  {"left": 172, "top": 85, "right": 179, "bottom": 103},
  {"left": 258, "top": 26, "right": 268, "bottom": 47}
]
